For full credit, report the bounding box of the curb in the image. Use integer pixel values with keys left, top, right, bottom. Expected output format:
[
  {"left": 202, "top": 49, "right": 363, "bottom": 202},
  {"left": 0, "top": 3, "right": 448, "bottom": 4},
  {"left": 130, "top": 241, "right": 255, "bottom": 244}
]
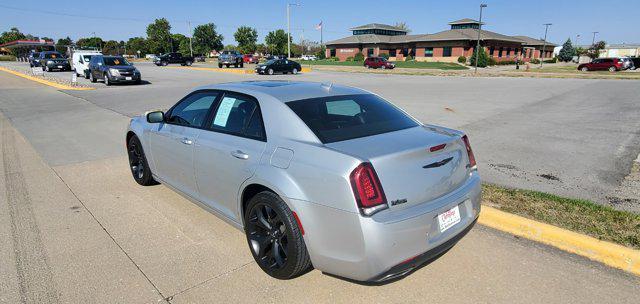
[
  {"left": 167, "top": 66, "right": 312, "bottom": 74},
  {"left": 478, "top": 206, "right": 640, "bottom": 276},
  {"left": 0, "top": 67, "right": 95, "bottom": 91}
]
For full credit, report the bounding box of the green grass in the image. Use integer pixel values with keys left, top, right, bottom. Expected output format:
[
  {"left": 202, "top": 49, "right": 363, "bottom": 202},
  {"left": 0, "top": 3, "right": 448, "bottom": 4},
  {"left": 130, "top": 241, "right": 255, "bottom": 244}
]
[
  {"left": 482, "top": 184, "right": 640, "bottom": 249},
  {"left": 301, "top": 59, "right": 468, "bottom": 70},
  {"left": 0, "top": 55, "right": 16, "bottom": 61}
]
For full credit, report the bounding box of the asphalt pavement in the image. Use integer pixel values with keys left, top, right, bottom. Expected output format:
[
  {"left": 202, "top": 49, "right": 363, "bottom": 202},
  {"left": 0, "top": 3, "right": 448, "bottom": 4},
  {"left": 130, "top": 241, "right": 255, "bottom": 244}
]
[{"left": 1, "top": 63, "right": 639, "bottom": 303}]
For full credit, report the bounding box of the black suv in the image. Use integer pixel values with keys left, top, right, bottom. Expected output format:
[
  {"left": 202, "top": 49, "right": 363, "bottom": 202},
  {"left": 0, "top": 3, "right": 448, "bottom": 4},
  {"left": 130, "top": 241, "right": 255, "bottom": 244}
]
[
  {"left": 28, "top": 51, "right": 40, "bottom": 67},
  {"left": 88, "top": 55, "right": 141, "bottom": 86},
  {"left": 37, "top": 51, "right": 70, "bottom": 72}
]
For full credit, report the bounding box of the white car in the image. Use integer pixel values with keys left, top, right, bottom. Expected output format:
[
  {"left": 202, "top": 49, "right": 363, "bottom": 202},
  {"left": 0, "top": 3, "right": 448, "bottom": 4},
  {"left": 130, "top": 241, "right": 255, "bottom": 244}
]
[
  {"left": 71, "top": 51, "right": 102, "bottom": 78},
  {"left": 301, "top": 55, "right": 317, "bottom": 61}
]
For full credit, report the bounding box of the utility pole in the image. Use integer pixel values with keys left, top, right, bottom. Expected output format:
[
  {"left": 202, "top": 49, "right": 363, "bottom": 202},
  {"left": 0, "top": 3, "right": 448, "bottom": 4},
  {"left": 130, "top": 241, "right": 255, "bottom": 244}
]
[
  {"left": 540, "top": 23, "right": 552, "bottom": 68},
  {"left": 188, "top": 21, "right": 193, "bottom": 57},
  {"left": 287, "top": 3, "right": 300, "bottom": 58},
  {"left": 474, "top": 4, "right": 487, "bottom": 74},
  {"left": 575, "top": 34, "right": 581, "bottom": 63},
  {"left": 591, "top": 31, "right": 598, "bottom": 45}
]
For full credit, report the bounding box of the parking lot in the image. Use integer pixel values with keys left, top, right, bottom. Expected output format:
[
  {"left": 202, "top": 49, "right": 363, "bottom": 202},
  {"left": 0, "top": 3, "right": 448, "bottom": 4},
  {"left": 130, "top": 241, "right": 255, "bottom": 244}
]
[{"left": 1, "top": 61, "right": 639, "bottom": 303}]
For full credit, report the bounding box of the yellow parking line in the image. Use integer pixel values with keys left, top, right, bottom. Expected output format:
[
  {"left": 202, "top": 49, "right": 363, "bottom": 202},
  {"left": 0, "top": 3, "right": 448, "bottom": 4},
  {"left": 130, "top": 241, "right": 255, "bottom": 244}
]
[
  {"left": 0, "top": 67, "right": 95, "bottom": 91},
  {"left": 167, "top": 66, "right": 312, "bottom": 74},
  {"left": 479, "top": 206, "right": 640, "bottom": 276}
]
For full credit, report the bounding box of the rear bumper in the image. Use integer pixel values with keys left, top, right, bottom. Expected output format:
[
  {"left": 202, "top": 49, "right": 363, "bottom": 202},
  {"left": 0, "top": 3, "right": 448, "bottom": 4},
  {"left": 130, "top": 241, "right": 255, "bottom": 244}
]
[{"left": 290, "top": 171, "right": 481, "bottom": 282}]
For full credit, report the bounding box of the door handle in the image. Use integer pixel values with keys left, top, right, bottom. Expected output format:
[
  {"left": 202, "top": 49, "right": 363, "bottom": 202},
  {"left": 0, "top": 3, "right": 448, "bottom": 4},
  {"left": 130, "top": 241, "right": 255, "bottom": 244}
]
[
  {"left": 231, "top": 150, "right": 249, "bottom": 160},
  {"left": 180, "top": 137, "right": 193, "bottom": 145}
]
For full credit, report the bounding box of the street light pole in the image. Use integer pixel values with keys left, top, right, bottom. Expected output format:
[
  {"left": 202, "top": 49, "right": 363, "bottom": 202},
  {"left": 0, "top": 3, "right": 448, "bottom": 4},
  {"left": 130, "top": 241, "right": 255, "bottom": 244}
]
[
  {"left": 591, "top": 31, "right": 598, "bottom": 45},
  {"left": 287, "top": 3, "right": 300, "bottom": 58},
  {"left": 540, "top": 23, "right": 552, "bottom": 68},
  {"left": 474, "top": 4, "right": 487, "bottom": 74},
  {"left": 188, "top": 21, "right": 193, "bottom": 57}
]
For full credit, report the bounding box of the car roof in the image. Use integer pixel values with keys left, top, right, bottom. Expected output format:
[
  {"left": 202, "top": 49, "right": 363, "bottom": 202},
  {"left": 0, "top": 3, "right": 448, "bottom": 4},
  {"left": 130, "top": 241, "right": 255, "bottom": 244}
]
[{"left": 195, "top": 81, "right": 370, "bottom": 103}]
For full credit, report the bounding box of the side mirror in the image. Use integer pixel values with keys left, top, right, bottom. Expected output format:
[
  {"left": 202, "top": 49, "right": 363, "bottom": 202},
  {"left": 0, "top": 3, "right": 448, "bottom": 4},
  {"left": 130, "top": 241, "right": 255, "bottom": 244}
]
[{"left": 146, "top": 111, "right": 165, "bottom": 123}]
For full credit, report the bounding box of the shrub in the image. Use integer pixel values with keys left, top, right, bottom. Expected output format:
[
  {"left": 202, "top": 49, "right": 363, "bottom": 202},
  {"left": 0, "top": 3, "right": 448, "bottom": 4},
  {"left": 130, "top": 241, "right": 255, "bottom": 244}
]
[
  {"left": 345, "top": 57, "right": 354, "bottom": 62},
  {"left": 544, "top": 58, "right": 557, "bottom": 63},
  {"left": 469, "top": 48, "right": 490, "bottom": 67},
  {"left": 380, "top": 53, "right": 390, "bottom": 59},
  {"left": 0, "top": 55, "right": 16, "bottom": 61},
  {"left": 457, "top": 56, "right": 467, "bottom": 64},
  {"left": 488, "top": 57, "right": 497, "bottom": 66},
  {"left": 354, "top": 52, "right": 365, "bottom": 61},
  {"left": 328, "top": 57, "right": 340, "bottom": 61},
  {"left": 316, "top": 49, "right": 326, "bottom": 60},
  {"left": 530, "top": 58, "right": 541, "bottom": 64},
  {"left": 405, "top": 55, "right": 413, "bottom": 61},
  {"left": 495, "top": 60, "right": 517, "bottom": 65}
]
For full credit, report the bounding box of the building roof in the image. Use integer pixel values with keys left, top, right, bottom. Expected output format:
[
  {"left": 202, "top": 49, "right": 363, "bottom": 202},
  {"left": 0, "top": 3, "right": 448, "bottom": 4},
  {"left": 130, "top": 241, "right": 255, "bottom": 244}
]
[
  {"left": 326, "top": 28, "right": 525, "bottom": 45},
  {"left": 349, "top": 23, "right": 407, "bottom": 32},
  {"left": 512, "top": 36, "right": 558, "bottom": 47},
  {"left": 0, "top": 39, "right": 54, "bottom": 48},
  {"left": 606, "top": 44, "right": 640, "bottom": 49},
  {"left": 448, "top": 18, "right": 484, "bottom": 25}
]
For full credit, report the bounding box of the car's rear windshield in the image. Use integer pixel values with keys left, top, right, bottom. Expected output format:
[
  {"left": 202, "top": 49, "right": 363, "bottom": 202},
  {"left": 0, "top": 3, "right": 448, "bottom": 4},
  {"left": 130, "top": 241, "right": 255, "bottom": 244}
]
[
  {"left": 44, "top": 53, "right": 63, "bottom": 59},
  {"left": 287, "top": 94, "right": 419, "bottom": 143},
  {"left": 104, "top": 57, "right": 130, "bottom": 66}
]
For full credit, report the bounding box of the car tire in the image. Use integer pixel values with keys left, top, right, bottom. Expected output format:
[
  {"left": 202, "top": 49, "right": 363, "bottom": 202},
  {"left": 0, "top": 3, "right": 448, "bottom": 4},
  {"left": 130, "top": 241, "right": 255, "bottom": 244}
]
[
  {"left": 240, "top": 62, "right": 244, "bottom": 68},
  {"left": 292, "top": 68, "right": 298, "bottom": 75},
  {"left": 104, "top": 74, "right": 111, "bottom": 86},
  {"left": 366, "top": 65, "right": 371, "bottom": 69},
  {"left": 581, "top": 67, "right": 589, "bottom": 72},
  {"left": 268, "top": 68, "right": 274, "bottom": 75},
  {"left": 90, "top": 72, "right": 96, "bottom": 83},
  {"left": 226, "top": 64, "right": 230, "bottom": 68},
  {"left": 162, "top": 61, "right": 168, "bottom": 66},
  {"left": 84, "top": 71, "right": 90, "bottom": 79},
  {"left": 45, "top": 65, "right": 50, "bottom": 72},
  {"left": 381, "top": 65, "right": 386, "bottom": 70},
  {"left": 218, "top": 63, "right": 223, "bottom": 68},
  {"left": 609, "top": 66, "right": 616, "bottom": 72},
  {"left": 127, "top": 135, "right": 157, "bottom": 186},
  {"left": 185, "top": 61, "right": 192, "bottom": 66},
  {"left": 244, "top": 191, "right": 312, "bottom": 280}
]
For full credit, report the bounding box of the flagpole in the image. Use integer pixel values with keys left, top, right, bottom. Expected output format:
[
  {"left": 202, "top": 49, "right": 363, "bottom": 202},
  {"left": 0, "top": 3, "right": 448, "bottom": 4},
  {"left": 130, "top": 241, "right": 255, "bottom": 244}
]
[{"left": 321, "top": 21, "right": 323, "bottom": 50}]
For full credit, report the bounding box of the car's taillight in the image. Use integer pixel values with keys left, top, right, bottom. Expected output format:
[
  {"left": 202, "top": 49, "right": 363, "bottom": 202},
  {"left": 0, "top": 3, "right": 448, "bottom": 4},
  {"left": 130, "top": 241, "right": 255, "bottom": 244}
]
[
  {"left": 350, "top": 163, "right": 388, "bottom": 216},
  {"left": 461, "top": 135, "right": 477, "bottom": 169}
]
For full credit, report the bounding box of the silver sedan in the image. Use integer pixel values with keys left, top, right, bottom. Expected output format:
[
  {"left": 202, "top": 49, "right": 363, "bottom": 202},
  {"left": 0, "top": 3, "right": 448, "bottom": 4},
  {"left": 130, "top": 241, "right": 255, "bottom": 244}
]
[{"left": 126, "top": 81, "right": 481, "bottom": 282}]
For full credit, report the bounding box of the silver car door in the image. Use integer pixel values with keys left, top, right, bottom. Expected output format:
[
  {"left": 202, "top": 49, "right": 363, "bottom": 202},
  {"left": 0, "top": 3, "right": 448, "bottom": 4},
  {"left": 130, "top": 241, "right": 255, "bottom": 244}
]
[
  {"left": 194, "top": 92, "right": 267, "bottom": 222},
  {"left": 147, "top": 91, "right": 219, "bottom": 198}
]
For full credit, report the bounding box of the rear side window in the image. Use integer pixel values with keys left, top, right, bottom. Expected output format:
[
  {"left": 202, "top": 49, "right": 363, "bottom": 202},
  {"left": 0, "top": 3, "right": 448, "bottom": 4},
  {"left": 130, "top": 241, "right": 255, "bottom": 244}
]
[
  {"left": 209, "top": 94, "right": 265, "bottom": 140},
  {"left": 287, "top": 94, "right": 418, "bottom": 143}
]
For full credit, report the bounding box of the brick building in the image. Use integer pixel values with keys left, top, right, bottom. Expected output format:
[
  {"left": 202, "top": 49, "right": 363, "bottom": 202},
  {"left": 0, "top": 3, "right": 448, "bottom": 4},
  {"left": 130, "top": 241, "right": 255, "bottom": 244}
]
[{"left": 325, "top": 19, "right": 557, "bottom": 62}]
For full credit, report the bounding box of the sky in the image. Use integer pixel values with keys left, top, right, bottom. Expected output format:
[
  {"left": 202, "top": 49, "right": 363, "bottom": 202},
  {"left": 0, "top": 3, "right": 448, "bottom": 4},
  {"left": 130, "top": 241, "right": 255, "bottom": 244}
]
[{"left": 1, "top": 0, "right": 638, "bottom": 46}]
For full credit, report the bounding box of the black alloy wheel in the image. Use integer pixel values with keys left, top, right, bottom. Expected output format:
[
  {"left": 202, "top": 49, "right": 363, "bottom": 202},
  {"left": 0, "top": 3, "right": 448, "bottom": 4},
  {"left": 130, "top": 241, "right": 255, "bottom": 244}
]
[
  {"left": 245, "top": 192, "right": 311, "bottom": 279},
  {"left": 127, "top": 136, "right": 156, "bottom": 186}
]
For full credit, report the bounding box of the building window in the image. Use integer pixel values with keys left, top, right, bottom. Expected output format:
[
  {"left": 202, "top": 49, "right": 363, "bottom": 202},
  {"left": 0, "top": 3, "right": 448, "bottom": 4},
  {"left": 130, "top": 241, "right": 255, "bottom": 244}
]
[
  {"left": 389, "top": 49, "right": 396, "bottom": 57},
  {"left": 425, "top": 47, "right": 433, "bottom": 57},
  {"left": 443, "top": 47, "right": 452, "bottom": 57},
  {"left": 330, "top": 49, "right": 336, "bottom": 57},
  {"left": 402, "top": 48, "right": 409, "bottom": 57},
  {"left": 367, "top": 48, "right": 374, "bottom": 56},
  {"left": 498, "top": 47, "right": 503, "bottom": 58},
  {"left": 506, "top": 48, "right": 511, "bottom": 58},
  {"left": 489, "top": 46, "right": 495, "bottom": 57}
]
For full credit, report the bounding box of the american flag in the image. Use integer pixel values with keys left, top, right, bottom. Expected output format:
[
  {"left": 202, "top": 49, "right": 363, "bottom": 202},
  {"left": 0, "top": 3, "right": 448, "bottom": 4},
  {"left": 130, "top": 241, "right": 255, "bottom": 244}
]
[{"left": 315, "top": 21, "right": 323, "bottom": 30}]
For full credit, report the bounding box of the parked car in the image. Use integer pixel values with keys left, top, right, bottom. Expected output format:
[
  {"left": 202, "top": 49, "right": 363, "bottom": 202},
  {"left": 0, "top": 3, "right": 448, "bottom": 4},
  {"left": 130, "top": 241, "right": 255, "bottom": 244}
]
[
  {"left": 154, "top": 52, "right": 194, "bottom": 66},
  {"left": 218, "top": 50, "right": 244, "bottom": 68},
  {"left": 243, "top": 54, "right": 259, "bottom": 64},
  {"left": 36, "top": 51, "right": 71, "bottom": 72},
  {"left": 578, "top": 58, "right": 623, "bottom": 72},
  {"left": 88, "top": 55, "right": 141, "bottom": 85},
  {"left": 71, "top": 51, "right": 102, "bottom": 78},
  {"left": 619, "top": 57, "right": 633, "bottom": 70},
  {"left": 255, "top": 59, "right": 301, "bottom": 75},
  {"left": 301, "top": 55, "right": 317, "bottom": 61},
  {"left": 28, "top": 51, "right": 40, "bottom": 67},
  {"left": 364, "top": 57, "right": 395, "bottom": 69},
  {"left": 630, "top": 57, "right": 639, "bottom": 70},
  {"left": 126, "top": 81, "right": 480, "bottom": 282}
]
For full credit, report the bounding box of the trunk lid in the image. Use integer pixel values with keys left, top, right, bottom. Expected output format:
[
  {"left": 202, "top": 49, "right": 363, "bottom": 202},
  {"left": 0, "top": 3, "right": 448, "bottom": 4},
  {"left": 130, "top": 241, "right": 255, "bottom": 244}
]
[{"left": 326, "top": 126, "right": 470, "bottom": 209}]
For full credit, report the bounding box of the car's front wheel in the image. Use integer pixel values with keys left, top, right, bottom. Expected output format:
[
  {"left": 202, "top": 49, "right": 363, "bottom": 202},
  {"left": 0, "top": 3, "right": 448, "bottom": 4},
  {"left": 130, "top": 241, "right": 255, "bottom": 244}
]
[
  {"left": 267, "top": 68, "right": 274, "bottom": 75},
  {"left": 292, "top": 68, "right": 298, "bottom": 74},
  {"left": 581, "top": 67, "right": 589, "bottom": 72},
  {"left": 127, "top": 135, "right": 157, "bottom": 186},
  {"left": 608, "top": 66, "right": 616, "bottom": 72},
  {"left": 244, "top": 191, "right": 311, "bottom": 279},
  {"left": 104, "top": 74, "right": 111, "bottom": 86},
  {"left": 90, "top": 72, "right": 96, "bottom": 83}
]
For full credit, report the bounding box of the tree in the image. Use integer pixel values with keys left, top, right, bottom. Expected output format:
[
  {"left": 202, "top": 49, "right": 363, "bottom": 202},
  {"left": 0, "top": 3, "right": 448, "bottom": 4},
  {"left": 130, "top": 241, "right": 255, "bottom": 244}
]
[
  {"left": 0, "top": 27, "right": 26, "bottom": 44},
  {"left": 558, "top": 38, "right": 576, "bottom": 62},
  {"left": 585, "top": 41, "right": 606, "bottom": 59},
  {"left": 56, "top": 36, "right": 73, "bottom": 53},
  {"left": 394, "top": 22, "right": 411, "bottom": 33},
  {"left": 146, "top": 18, "right": 172, "bottom": 54},
  {"left": 126, "top": 37, "right": 147, "bottom": 56},
  {"left": 234, "top": 26, "right": 258, "bottom": 54},
  {"left": 469, "top": 48, "right": 490, "bottom": 67},
  {"left": 102, "top": 40, "right": 120, "bottom": 55},
  {"left": 255, "top": 43, "right": 268, "bottom": 54},
  {"left": 76, "top": 37, "right": 103, "bottom": 50},
  {"left": 265, "top": 29, "right": 289, "bottom": 55},
  {"left": 170, "top": 33, "right": 191, "bottom": 55},
  {"left": 193, "top": 23, "right": 224, "bottom": 55}
]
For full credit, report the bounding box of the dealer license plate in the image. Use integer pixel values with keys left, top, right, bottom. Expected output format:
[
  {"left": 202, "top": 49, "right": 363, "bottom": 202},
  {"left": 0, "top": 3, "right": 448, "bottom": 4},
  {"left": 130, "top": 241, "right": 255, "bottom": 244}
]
[
  {"left": 438, "top": 205, "right": 461, "bottom": 233},
  {"left": 125, "top": 77, "right": 132, "bottom": 80}
]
